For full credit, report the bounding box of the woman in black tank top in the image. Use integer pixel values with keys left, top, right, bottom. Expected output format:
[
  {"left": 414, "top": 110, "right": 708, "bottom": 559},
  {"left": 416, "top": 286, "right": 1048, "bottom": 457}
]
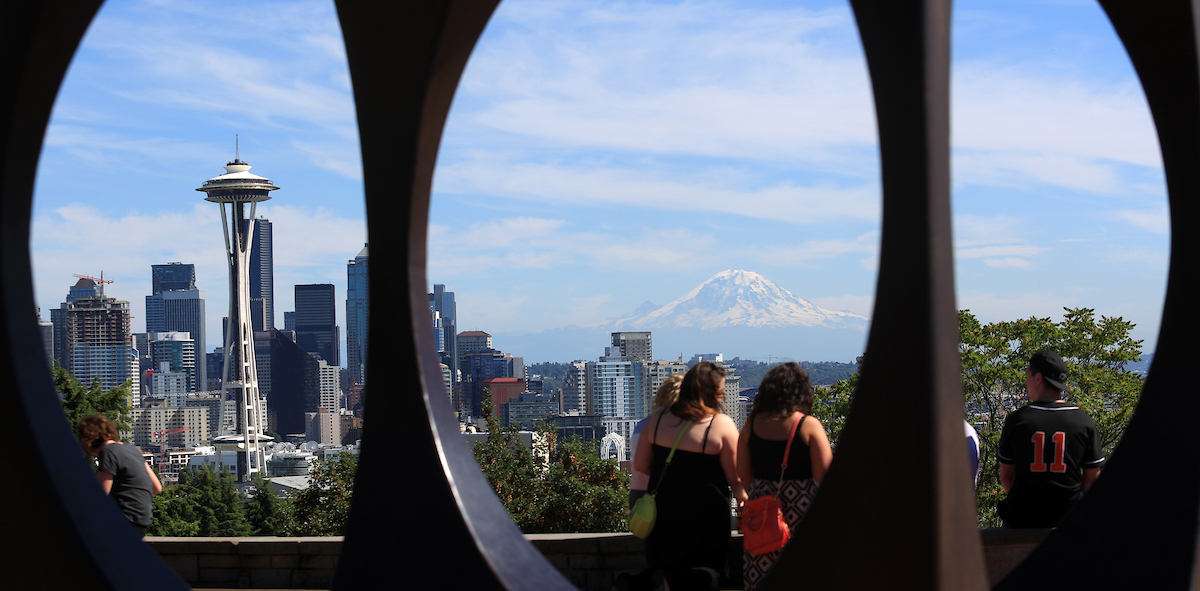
[
  {"left": 736, "top": 363, "right": 833, "bottom": 591},
  {"left": 625, "top": 362, "right": 746, "bottom": 591}
]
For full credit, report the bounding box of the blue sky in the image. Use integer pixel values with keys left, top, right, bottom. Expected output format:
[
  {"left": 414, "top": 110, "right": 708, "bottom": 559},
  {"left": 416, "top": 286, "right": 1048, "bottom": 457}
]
[{"left": 32, "top": 0, "right": 1168, "bottom": 363}]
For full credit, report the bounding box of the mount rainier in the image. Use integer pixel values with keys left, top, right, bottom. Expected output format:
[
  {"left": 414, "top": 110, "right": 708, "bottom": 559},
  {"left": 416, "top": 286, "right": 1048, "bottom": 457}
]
[
  {"left": 497, "top": 270, "right": 870, "bottom": 363},
  {"left": 609, "top": 270, "right": 869, "bottom": 331}
]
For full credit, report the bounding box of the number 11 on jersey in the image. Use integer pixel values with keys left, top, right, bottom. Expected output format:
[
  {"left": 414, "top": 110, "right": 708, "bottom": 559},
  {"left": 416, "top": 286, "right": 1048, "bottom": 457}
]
[{"left": 1030, "top": 431, "right": 1067, "bottom": 473}]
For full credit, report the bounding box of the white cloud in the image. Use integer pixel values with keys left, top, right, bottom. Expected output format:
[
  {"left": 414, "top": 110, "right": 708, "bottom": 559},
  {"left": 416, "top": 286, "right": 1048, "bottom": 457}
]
[
  {"left": 428, "top": 217, "right": 721, "bottom": 276},
  {"left": 1106, "top": 206, "right": 1169, "bottom": 235},
  {"left": 956, "top": 244, "right": 1044, "bottom": 259},
  {"left": 810, "top": 294, "right": 874, "bottom": 317},
  {"left": 434, "top": 159, "right": 880, "bottom": 225},
  {"left": 31, "top": 203, "right": 366, "bottom": 355},
  {"left": 747, "top": 232, "right": 880, "bottom": 267},
  {"left": 983, "top": 257, "right": 1033, "bottom": 269},
  {"left": 957, "top": 292, "right": 1079, "bottom": 321},
  {"left": 452, "top": 2, "right": 878, "bottom": 167}
]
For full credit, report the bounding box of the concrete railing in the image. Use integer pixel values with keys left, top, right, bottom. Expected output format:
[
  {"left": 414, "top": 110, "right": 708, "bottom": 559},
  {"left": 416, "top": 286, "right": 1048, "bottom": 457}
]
[{"left": 147, "top": 528, "right": 1050, "bottom": 589}]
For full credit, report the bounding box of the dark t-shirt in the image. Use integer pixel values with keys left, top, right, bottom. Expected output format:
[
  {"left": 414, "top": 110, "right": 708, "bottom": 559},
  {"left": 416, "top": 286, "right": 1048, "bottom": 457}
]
[
  {"left": 997, "top": 401, "right": 1105, "bottom": 527},
  {"left": 97, "top": 443, "right": 154, "bottom": 528}
]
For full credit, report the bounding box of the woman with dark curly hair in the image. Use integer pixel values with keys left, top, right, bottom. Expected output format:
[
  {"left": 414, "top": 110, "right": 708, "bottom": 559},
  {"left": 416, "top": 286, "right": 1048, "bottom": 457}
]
[
  {"left": 737, "top": 362, "right": 832, "bottom": 590},
  {"left": 76, "top": 414, "right": 162, "bottom": 537},
  {"left": 627, "top": 361, "right": 746, "bottom": 591}
]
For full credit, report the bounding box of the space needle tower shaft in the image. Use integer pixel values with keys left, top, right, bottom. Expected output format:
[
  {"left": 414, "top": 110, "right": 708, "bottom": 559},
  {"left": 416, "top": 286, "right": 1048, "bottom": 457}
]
[{"left": 196, "top": 143, "right": 279, "bottom": 481}]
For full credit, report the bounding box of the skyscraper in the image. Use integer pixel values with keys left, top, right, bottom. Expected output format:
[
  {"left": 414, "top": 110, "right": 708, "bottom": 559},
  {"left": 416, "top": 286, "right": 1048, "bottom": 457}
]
[
  {"left": 429, "top": 284, "right": 457, "bottom": 379},
  {"left": 346, "top": 243, "right": 369, "bottom": 385},
  {"left": 611, "top": 332, "right": 652, "bottom": 363},
  {"left": 52, "top": 277, "right": 138, "bottom": 394},
  {"left": 151, "top": 262, "right": 196, "bottom": 293},
  {"left": 148, "top": 331, "right": 197, "bottom": 394},
  {"left": 146, "top": 263, "right": 206, "bottom": 389},
  {"left": 250, "top": 217, "right": 274, "bottom": 331},
  {"left": 586, "top": 346, "right": 637, "bottom": 419},
  {"left": 295, "top": 284, "right": 340, "bottom": 366}
]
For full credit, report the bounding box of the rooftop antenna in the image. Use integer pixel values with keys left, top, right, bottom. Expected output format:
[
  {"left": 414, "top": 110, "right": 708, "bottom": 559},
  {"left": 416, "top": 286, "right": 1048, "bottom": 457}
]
[{"left": 236, "top": 134, "right": 240, "bottom": 161}]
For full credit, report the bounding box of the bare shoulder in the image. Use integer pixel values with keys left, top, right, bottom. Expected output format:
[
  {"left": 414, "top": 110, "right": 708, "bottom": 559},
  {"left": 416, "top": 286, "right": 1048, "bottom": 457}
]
[{"left": 713, "top": 413, "right": 740, "bottom": 434}]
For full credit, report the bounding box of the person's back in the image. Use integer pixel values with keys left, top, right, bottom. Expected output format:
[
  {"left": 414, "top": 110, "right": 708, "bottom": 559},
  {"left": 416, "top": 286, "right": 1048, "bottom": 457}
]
[
  {"left": 627, "top": 362, "right": 744, "bottom": 591},
  {"left": 998, "top": 351, "right": 1104, "bottom": 528},
  {"left": 97, "top": 442, "right": 155, "bottom": 529}
]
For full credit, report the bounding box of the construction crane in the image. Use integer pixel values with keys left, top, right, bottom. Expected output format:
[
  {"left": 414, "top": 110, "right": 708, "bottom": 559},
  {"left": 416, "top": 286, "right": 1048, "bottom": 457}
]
[{"left": 73, "top": 271, "right": 114, "bottom": 297}]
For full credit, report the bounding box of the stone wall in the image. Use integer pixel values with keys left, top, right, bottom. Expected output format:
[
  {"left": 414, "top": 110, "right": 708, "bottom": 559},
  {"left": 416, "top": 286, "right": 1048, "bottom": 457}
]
[
  {"left": 147, "top": 528, "right": 1049, "bottom": 589},
  {"left": 147, "top": 537, "right": 342, "bottom": 589}
]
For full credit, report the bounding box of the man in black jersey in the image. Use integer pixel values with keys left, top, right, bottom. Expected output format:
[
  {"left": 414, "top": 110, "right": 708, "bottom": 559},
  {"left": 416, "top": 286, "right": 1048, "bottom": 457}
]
[{"left": 997, "top": 350, "right": 1104, "bottom": 528}]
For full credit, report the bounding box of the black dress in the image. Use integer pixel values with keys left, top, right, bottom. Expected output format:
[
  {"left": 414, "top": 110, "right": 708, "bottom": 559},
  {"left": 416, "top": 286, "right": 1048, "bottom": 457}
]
[{"left": 645, "top": 413, "right": 731, "bottom": 583}]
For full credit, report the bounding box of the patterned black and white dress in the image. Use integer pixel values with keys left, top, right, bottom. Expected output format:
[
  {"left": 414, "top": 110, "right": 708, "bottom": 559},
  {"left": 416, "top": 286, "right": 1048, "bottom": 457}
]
[{"left": 743, "top": 416, "right": 819, "bottom": 591}]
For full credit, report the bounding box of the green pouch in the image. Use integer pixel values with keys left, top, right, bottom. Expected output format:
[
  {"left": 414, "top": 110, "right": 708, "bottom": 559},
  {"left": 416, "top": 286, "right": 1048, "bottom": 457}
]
[
  {"left": 629, "top": 493, "right": 657, "bottom": 539},
  {"left": 628, "top": 417, "right": 692, "bottom": 539}
]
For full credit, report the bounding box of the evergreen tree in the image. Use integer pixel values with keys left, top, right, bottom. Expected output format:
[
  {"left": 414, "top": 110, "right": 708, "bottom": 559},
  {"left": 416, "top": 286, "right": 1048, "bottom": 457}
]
[
  {"left": 56, "top": 362, "right": 132, "bottom": 437},
  {"left": 245, "top": 473, "right": 290, "bottom": 536},
  {"left": 150, "top": 465, "right": 253, "bottom": 537}
]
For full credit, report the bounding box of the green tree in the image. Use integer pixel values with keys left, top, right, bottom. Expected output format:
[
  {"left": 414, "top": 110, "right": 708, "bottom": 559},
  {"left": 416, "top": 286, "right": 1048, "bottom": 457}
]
[
  {"left": 533, "top": 430, "right": 629, "bottom": 532},
  {"left": 245, "top": 473, "right": 291, "bottom": 536},
  {"left": 284, "top": 453, "right": 357, "bottom": 536},
  {"left": 803, "top": 309, "right": 1143, "bottom": 526},
  {"left": 56, "top": 363, "right": 132, "bottom": 437},
  {"left": 472, "top": 395, "right": 629, "bottom": 533},
  {"left": 150, "top": 465, "right": 253, "bottom": 536},
  {"left": 959, "top": 307, "right": 1144, "bottom": 526},
  {"left": 813, "top": 373, "right": 857, "bottom": 447}
]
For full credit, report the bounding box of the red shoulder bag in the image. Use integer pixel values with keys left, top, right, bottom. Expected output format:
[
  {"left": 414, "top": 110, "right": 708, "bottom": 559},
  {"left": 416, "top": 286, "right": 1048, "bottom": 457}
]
[{"left": 743, "top": 414, "right": 805, "bottom": 556}]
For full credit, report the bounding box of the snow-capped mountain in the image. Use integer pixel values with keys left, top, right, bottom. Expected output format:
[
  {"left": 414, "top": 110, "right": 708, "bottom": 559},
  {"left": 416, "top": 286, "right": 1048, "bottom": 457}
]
[{"left": 610, "top": 270, "right": 869, "bottom": 331}]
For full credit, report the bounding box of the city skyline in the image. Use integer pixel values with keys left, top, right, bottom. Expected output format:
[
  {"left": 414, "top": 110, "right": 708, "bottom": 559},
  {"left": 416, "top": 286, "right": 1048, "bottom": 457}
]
[{"left": 31, "top": 1, "right": 1169, "bottom": 365}]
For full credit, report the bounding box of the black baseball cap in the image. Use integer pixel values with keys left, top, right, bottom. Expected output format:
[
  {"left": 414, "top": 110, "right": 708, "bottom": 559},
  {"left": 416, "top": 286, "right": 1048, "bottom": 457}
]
[{"left": 1029, "top": 350, "right": 1069, "bottom": 392}]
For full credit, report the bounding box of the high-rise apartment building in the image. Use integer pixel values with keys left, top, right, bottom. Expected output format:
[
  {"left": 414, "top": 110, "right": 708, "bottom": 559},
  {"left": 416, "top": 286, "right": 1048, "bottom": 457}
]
[
  {"left": 146, "top": 263, "right": 206, "bottom": 389},
  {"left": 639, "top": 358, "right": 687, "bottom": 418},
  {"left": 456, "top": 330, "right": 491, "bottom": 370},
  {"left": 51, "top": 278, "right": 139, "bottom": 394},
  {"left": 586, "top": 346, "right": 638, "bottom": 419},
  {"left": 295, "top": 284, "right": 340, "bottom": 366},
  {"left": 148, "top": 332, "right": 196, "bottom": 394},
  {"left": 346, "top": 243, "right": 369, "bottom": 385},
  {"left": 611, "top": 332, "right": 653, "bottom": 363},
  {"left": 429, "top": 284, "right": 457, "bottom": 380},
  {"left": 51, "top": 277, "right": 99, "bottom": 365},
  {"left": 562, "top": 360, "right": 588, "bottom": 412},
  {"left": 250, "top": 217, "right": 274, "bottom": 331},
  {"left": 318, "top": 358, "right": 341, "bottom": 412}
]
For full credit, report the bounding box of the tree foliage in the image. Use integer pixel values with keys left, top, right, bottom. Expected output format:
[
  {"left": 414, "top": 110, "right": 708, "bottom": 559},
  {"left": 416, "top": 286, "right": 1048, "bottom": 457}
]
[
  {"left": 56, "top": 363, "right": 132, "bottom": 437},
  {"left": 245, "top": 473, "right": 289, "bottom": 536},
  {"left": 150, "top": 465, "right": 253, "bottom": 537},
  {"left": 804, "top": 308, "right": 1144, "bottom": 526},
  {"left": 473, "top": 395, "right": 629, "bottom": 533},
  {"left": 813, "top": 373, "right": 857, "bottom": 447},
  {"left": 283, "top": 453, "right": 357, "bottom": 536},
  {"left": 960, "top": 307, "right": 1143, "bottom": 526}
]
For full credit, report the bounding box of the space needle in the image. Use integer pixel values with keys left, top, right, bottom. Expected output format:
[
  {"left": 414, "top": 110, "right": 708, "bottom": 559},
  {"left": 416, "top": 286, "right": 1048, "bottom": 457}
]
[{"left": 197, "top": 140, "right": 278, "bottom": 481}]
